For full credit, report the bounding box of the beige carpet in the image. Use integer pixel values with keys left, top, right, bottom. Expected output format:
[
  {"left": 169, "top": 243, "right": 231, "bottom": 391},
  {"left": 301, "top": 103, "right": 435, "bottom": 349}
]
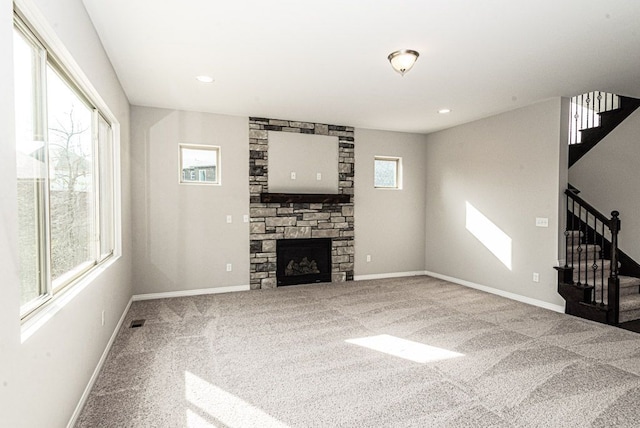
[{"left": 76, "top": 276, "right": 640, "bottom": 427}]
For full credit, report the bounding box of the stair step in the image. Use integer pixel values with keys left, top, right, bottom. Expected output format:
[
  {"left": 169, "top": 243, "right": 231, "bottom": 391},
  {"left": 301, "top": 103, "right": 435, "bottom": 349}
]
[
  {"left": 567, "top": 245, "right": 603, "bottom": 261},
  {"left": 619, "top": 293, "right": 640, "bottom": 323},
  {"left": 570, "top": 259, "right": 614, "bottom": 274},
  {"left": 590, "top": 276, "right": 640, "bottom": 302},
  {"left": 565, "top": 230, "right": 583, "bottom": 244}
]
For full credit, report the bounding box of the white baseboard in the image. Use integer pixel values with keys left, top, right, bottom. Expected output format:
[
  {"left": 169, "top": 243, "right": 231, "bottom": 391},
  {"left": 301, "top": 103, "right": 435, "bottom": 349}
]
[
  {"left": 132, "top": 284, "right": 250, "bottom": 301},
  {"left": 423, "top": 270, "right": 566, "bottom": 313},
  {"left": 67, "top": 297, "right": 133, "bottom": 428},
  {"left": 354, "top": 271, "right": 427, "bottom": 281}
]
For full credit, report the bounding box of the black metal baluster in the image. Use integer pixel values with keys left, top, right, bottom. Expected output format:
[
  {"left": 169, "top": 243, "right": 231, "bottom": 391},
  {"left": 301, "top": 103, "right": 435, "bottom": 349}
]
[
  {"left": 564, "top": 193, "right": 569, "bottom": 268},
  {"left": 584, "top": 208, "right": 589, "bottom": 288},
  {"left": 571, "top": 198, "right": 576, "bottom": 270},
  {"left": 577, "top": 205, "right": 582, "bottom": 285},
  {"left": 601, "top": 220, "right": 605, "bottom": 304},
  {"left": 592, "top": 214, "right": 598, "bottom": 303},
  {"left": 571, "top": 97, "right": 580, "bottom": 144}
]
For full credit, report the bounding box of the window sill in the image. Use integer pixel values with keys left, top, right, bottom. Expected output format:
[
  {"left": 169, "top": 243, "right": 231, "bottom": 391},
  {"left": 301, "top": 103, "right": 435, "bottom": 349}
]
[{"left": 20, "top": 255, "right": 119, "bottom": 343}]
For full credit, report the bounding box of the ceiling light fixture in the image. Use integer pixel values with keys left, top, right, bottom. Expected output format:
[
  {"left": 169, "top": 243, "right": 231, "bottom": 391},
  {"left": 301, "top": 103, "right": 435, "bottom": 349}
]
[
  {"left": 196, "top": 75, "right": 214, "bottom": 83},
  {"left": 438, "top": 108, "right": 451, "bottom": 114},
  {"left": 387, "top": 49, "right": 419, "bottom": 76}
]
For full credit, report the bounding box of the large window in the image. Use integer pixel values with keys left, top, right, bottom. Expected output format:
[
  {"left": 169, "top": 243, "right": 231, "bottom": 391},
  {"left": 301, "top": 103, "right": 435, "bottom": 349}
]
[{"left": 14, "top": 14, "right": 116, "bottom": 319}]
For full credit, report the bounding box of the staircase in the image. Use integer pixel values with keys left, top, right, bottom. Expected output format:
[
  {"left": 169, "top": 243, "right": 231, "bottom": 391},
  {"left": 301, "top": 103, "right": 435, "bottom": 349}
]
[
  {"left": 557, "top": 91, "right": 640, "bottom": 326},
  {"left": 557, "top": 193, "right": 640, "bottom": 325},
  {"left": 568, "top": 93, "right": 640, "bottom": 167}
]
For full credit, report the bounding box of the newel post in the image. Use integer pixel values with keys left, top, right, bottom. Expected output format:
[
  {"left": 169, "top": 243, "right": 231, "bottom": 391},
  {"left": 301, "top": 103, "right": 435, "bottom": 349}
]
[{"left": 608, "top": 210, "right": 620, "bottom": 325}]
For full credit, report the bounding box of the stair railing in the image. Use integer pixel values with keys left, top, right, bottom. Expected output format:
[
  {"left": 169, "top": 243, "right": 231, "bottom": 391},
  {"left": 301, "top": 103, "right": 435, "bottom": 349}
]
[
  {"left": 564, "top": 188, "right": 620, "bottom": 323},
  {"left": 569, "top": 91, "right": 620, "bottom": 145}
]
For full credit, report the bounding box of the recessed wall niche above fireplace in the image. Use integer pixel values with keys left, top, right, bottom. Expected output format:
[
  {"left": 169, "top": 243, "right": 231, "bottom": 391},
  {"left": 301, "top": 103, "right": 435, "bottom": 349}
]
[{"left": 248, "top": 117, "right": 355, "bottom": 290}]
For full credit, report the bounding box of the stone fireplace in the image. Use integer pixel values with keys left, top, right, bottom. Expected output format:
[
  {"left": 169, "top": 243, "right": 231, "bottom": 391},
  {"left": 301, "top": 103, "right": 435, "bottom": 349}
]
[{"left": 249, "top": 117, "right": 355, "bottom": 289}]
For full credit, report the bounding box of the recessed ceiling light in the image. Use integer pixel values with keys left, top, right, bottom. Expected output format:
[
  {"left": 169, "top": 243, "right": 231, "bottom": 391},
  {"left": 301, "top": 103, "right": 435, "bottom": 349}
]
[
  {"left": 438, "top": 108, "right": 451, "bottom": 114},
  {"left": 196, "top": 75, "right": 214, "bottom": 83}
]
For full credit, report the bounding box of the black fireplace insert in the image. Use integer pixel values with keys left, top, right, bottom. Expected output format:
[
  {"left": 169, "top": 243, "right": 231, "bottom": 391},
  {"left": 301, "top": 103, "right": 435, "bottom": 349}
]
[{"left": 276, "top": 238, "right": 332, "bottom": 286}]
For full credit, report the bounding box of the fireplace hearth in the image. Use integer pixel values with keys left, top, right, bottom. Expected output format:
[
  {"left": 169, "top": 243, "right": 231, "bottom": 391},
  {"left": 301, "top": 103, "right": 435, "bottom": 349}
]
[{"left": 276, "top": 238, "right": 332, "bottom": 286}]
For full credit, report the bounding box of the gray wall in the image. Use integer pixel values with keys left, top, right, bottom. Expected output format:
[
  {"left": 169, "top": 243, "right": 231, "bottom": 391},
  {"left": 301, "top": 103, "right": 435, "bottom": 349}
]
[
  {"left": 268, "top": 131, "right": 339, "bottom": 194},
  {"left": 354, "top": 128, "right": 428, "bottom": 276},
  {"left": 130, "top": 106, "right": 250, "bottom": 295},
  {"left": 424, "top": 99, "right": 566, "bottom": 307},
  {"left": 570, "top": 108, "right": 640, "bottom": 262},
  {"left": 0, "top": 0, "right": 132, "bottom": 426}
]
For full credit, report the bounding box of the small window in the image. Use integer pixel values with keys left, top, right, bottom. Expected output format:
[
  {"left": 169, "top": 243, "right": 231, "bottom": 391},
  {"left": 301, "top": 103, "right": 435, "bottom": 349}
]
[
  {"left": 180, "top": 144, "right": 220, "bottom": 185},
  {"left": 374, "top": 156, "right": 402, "bottom": 189}
]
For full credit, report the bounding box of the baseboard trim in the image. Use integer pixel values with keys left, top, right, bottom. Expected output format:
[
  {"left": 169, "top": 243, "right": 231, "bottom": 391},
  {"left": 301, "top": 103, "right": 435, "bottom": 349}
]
[
  {"left": 354, "top": 271, "right": 427, "bottom": 281},
  {"left": 132, "top": 284, "right": 250, "bottom": 301},
  {"left": 424, "top": 270, "right": 566, "bottom": 313},
  {"left": 67, "top": 297, "right": 133, "bottom": 428}
]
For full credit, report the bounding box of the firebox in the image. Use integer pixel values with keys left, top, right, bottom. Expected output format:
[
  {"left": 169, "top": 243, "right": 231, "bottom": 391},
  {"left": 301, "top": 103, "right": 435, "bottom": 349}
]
[{"left": 276, "top": 238, "right": 332, "bottom": 286}]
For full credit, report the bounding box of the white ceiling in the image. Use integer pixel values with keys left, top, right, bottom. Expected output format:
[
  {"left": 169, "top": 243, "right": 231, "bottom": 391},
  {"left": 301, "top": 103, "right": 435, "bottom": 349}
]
[{"left": 81, "top": 0, "right": 640, "bottom": 134}]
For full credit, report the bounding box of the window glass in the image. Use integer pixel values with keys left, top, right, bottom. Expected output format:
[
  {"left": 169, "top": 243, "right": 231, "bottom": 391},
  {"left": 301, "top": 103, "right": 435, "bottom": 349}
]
[
  {"left": 98, "top": 115, "right": 114, "bottom": 259},
  {"left": 374, "top": 157, "right": 401, "bottom": 189},
  {"left": 180, "top": 145, "right": 219, "bottom": 184},
  {"left": 47, "top": 65, "right": 95, "bottom": 283},
  {"left": 14, "top": 27, "right": 47, "bottom": 308}
]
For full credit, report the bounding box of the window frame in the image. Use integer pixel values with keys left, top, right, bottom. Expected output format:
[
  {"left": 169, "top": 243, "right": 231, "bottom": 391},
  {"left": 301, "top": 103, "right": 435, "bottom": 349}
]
[
  {"left": 179, "top": 144, "right": 221, "bottom": 185},
  {"left": 374, "top": 155, "right": 403, "bottom": 190},
  {"left": 14, "top": 7, "right": 121, "bottom": 323}
]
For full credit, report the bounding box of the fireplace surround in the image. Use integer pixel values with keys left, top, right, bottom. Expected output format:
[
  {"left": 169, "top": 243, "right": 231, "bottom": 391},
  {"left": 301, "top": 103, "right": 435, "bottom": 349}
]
[{"left": 248, "top": 117, "right": 355, "bottom": 289}]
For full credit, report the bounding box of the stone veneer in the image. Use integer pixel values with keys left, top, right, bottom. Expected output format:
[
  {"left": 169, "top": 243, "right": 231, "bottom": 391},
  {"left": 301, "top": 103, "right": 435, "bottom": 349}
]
[{"left": 249, "top": 117, "right": 355, "bottom": 289}]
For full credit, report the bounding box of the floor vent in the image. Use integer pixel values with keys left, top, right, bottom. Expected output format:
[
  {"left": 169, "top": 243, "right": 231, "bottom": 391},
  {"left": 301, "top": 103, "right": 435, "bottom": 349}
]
[{"left": 130, "top": 319, "right": 146, "bottom": 328}]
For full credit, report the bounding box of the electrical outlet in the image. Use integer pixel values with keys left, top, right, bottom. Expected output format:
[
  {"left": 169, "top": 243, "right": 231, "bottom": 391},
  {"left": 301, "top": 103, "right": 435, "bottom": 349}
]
[
  {"left": 532, "top": 272, "right": 540, "bottom": 283},
  {"left": 226, "top": 263, "right": 232, "bottom": 272},
  {"left": 316, "top": 172, "right": 322, "bottom": 181},
  {"left": 366, "top": 255, "right": 371, "bottom": 262},
  {"left": 226, "top": 215, "right": 232, "bottom": 223},
  {"left": 101, "top": 310, "right": 105, "bottom": 326},
  {"left": 290, "top": 172, "right": 296, "bottom": 180},
  {"left": 243, "top": 214, "right": 249, "bottom": 223}
]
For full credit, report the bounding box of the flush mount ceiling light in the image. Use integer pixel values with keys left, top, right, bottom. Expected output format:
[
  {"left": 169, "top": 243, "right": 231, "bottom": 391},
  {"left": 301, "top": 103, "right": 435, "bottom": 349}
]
[
  {"left": 387, "top": 49, "right": 419, "bottom": 76},
  {"left": 196, "top": 75, "right": 214, "bottom": 83}
]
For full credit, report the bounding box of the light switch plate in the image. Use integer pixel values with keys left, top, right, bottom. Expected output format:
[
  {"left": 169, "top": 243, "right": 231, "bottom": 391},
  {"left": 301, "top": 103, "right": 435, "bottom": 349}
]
[
  {"left": 226, "top": 215, "right": 232, "bottom": 223},
  {"left": 535, "top": 217, "right": 549, "bottom": 227},
  {"left": 290, "top": 172, "right": 296, "bottom": 180},
  {"left": 316, "top": 172, "right": 322, "bottom": 181}
]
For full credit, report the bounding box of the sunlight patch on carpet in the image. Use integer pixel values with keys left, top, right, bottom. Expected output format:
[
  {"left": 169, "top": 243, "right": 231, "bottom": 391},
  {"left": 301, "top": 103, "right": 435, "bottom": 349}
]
[
  {"left": 465, "top": 201, "right": 512, "bottom": 270},
  {"left": 185, "top": 371, "right": 290, "bottom": 428},
  {"left": 186, "top": 408, "right": 216, "bottom": 428},
  {"left": 345, "top": 334, "right": 465, "bottom": 363}
]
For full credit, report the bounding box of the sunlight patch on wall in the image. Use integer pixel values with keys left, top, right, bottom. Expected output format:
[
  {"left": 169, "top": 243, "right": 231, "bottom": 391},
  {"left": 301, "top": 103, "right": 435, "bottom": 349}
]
[
  {"left": 465, "top": 201, "right": 512, "bottom": 270},
  {"left": 185, "top": 371, "right": 290, "bottom": 428},
  {"left": 345, "top": 334, "right": 464, "bottom": 363}
]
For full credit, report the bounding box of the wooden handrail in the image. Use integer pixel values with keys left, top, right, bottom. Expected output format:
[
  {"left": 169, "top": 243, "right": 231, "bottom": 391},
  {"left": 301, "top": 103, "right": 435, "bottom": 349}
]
[{"left": 565, "top": 188, "right": 610, "bottom": 225}]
